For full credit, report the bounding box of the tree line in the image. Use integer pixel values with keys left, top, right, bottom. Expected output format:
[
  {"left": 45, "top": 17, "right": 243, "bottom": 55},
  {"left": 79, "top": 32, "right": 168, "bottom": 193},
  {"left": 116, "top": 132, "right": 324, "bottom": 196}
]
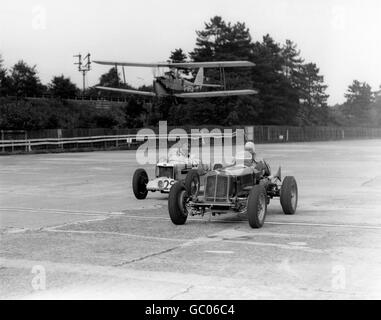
[{"left": 1, "top": 16, "right": 381, "bottom": 130}]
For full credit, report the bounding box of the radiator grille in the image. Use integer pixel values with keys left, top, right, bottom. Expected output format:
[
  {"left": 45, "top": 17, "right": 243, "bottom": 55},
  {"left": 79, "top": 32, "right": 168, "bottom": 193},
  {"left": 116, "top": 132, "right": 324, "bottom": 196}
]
[
  {"left": 205, "top": 174, "right": 229, "bottom": 202},
  {"left": 215, "top": 175, "right": 228, "bottom": 201},
  {"left": 205, "top": 175, "right": 216, "bottom": 201},
  {"left": 157, "top": 166, "right": 174, "bottom": 179}
]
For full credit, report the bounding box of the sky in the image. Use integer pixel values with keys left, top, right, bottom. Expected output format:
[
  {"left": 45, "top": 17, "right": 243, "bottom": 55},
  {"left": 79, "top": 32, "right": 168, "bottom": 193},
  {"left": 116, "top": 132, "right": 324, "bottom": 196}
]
[{"left": 0, "top": 0, "right": 380, "bottom": 105}]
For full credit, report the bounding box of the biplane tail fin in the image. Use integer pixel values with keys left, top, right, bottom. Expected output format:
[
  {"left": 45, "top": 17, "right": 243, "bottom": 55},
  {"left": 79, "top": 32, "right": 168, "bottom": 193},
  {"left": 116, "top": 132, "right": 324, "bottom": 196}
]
[
  {"left": 193, "top": 68, "right": 221, "bottom": 88},
  {"left": 194, "top": 67, "right": 204, "bottom": 86}
]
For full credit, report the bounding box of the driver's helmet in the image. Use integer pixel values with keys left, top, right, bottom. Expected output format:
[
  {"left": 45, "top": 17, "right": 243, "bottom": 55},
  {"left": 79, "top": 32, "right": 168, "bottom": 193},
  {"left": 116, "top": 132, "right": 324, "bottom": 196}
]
[
  {"left": 236, "top": 141, "right": 256, "bottom": 166},
  {"left": 244, "top": 141, "right": 255, "bottom": 154}
]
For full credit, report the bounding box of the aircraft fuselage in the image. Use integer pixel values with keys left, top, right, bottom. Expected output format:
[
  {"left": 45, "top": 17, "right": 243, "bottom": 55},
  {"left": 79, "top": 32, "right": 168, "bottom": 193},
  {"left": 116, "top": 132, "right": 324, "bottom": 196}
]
[{"left": 157, "top": 77, "right": 198, "bottom": 94}]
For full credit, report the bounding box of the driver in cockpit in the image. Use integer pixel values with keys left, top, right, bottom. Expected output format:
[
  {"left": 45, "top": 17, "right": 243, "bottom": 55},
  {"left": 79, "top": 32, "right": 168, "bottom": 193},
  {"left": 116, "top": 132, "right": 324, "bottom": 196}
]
[{"left": 242, "top": 141, "right": 270, "bottom": 175}]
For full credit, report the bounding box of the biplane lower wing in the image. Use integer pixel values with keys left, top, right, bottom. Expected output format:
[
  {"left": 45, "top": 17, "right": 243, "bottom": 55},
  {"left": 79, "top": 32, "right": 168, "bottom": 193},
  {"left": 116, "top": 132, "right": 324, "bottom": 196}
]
[
  {"left": 174, "top": 89, "right": 258, "bottom": 98},
  {"left": 199, "top": 84, "right": 222, "bottom": 88},
  {"left": 96, "top": 86, "right": 156, "bottom": 97}
]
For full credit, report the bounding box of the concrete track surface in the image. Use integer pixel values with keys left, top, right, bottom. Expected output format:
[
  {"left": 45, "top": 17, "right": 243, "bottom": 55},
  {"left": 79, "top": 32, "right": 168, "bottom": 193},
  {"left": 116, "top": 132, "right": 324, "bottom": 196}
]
[{"left": 1, "top": 139, "right": 381, "bottom": 299}]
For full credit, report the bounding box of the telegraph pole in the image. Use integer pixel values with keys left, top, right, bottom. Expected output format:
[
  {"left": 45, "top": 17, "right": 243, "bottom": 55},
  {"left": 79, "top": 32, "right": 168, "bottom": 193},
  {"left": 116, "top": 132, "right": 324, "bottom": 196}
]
[{"left": 74, "top": 53, "right": 91, "bottom": 94}]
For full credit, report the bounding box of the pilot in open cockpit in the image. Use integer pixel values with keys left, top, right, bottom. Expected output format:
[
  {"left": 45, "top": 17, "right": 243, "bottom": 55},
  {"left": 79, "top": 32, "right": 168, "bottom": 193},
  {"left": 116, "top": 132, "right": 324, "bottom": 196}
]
[{"left": 165, "top": 70, "right": 176, "bottom": 79}]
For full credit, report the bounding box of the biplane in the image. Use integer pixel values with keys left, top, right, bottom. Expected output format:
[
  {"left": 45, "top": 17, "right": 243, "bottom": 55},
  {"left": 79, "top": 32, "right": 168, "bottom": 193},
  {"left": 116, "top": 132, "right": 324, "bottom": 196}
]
[{"left": 93, "top": 60, "right": 257, "bottom": 98}]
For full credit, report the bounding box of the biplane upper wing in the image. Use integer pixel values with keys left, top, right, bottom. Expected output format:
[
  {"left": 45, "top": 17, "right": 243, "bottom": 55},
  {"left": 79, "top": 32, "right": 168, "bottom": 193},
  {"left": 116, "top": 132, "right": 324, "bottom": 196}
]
[
  {"left": 93, "top": 61, "right": 167, "bottom": 68},
  {"left": 96, "top": 86, "right": 156, "bottom": 97},
  {"left": 174, "top": 89, "right": 258, "bottom": 98},
  {"left": 93, "top": 60, "right": 255, "bottom": 69},
  {"left": 169, "top": 61, "right": 255, "bottom": 68}
]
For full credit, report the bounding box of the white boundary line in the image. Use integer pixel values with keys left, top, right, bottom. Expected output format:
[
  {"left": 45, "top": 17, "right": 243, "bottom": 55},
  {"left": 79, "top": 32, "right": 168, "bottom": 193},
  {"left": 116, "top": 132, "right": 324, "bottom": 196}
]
[{"left": 266, "top": 221, "right": 381, "bottom": 230}]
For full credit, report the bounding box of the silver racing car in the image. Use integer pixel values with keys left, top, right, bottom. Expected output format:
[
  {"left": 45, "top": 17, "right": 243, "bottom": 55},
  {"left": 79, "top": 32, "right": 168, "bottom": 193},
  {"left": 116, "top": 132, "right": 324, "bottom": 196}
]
[
  {"left": 167, "top": 142, "right": 298, "bottom": 228},
  {"left": 132, "top": 145, "right": 211, "bottom": 199}
]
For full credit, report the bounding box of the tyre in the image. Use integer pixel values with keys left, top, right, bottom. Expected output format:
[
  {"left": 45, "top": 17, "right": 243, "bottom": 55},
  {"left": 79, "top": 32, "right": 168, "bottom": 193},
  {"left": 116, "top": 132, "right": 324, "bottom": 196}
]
[
  {"left": 132, "top": 168, "right": 148, "bottom": 200},
  {"left": 259, "top": 179, "right": 270, "bottom": 204},
  {"left": 247, "top": 185, "right": 267, "bottom": 228},
  {"left": 184, "top": 169, "right": 200, "bottom": 197},
  {"left": 168, "top": 182, "right": 188, "bottom": 225},
  {"left": 280, "top": 176, "right": 298, "bottom": 215}
]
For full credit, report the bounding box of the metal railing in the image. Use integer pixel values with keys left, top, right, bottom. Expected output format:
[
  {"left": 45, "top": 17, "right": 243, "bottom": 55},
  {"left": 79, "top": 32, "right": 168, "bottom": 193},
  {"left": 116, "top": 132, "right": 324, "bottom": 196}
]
[{"left": 1, "top": 126, "right": 381, "bottom": 153}]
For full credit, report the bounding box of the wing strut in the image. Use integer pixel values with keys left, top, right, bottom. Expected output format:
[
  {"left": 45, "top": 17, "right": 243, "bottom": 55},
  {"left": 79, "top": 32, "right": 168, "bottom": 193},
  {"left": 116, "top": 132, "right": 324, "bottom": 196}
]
[
  {"left": 114, "top": 64, "right": 119, "bottom": 87},
  {"left": 219, "top": 67, "right": 227, "bottom": 90},
  {"left": 122, "top": 66, "right": 126, "bottom": 85}
]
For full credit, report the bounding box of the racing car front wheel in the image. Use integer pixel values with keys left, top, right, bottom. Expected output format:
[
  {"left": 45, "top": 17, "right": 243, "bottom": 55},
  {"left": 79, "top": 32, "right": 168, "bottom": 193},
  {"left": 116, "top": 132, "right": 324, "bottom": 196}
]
[
  {"left": 184, "top": 169, "right": 200, "bottom": 197},
  {"left": 247, "top": 185, "right": 267, "bottom": 228},
  {"left": 168, "top": 182, "right": 188, "bottom": 225},
  {"left": 132, "top": 168, "right": 148, "bottom": 200},
  {"left": 280, "top": 176, "right": 298, "bottom": 215}
]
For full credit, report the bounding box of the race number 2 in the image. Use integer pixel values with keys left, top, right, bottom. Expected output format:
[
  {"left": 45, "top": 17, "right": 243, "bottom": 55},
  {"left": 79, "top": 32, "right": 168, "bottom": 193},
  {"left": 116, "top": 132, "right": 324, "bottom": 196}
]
[{"left": 163, "top": 180, "right": 175, "bottom": 190}]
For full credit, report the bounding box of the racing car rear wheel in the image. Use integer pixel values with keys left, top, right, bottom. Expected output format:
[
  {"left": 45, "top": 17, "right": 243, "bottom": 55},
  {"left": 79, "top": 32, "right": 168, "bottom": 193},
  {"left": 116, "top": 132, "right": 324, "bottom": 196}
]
[
  {"left": 184, "top": 169, "right": 200, "bottom": 197},
  {"left": 247, "top": 185, "right": 267, "bottom": 228},
  {"left": 168, "top": 182, "right": 188, "bottom": 225},
  {"left": 132, "top": 168, "right": 148, "bottom": 200},
  {"left": 280, "top": 176, "right": 298, "bottom": 215}
]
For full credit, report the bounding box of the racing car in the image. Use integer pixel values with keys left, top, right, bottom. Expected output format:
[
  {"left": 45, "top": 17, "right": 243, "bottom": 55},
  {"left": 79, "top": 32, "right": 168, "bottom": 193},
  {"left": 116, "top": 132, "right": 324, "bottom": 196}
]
[
  {"left": 132, "top": 145, "right": 210, "bottom": 200},
  {"left": 167, "top": 142, "right": 298, "bottom": 228}
]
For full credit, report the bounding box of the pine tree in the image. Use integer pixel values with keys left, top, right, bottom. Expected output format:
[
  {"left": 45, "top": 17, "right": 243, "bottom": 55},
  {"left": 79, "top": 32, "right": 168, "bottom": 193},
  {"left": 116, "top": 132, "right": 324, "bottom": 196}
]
[
  {"left": 343, "top": 80, "right": 374, "bottom": 123},
  {"left": 99, "top": 67, "right": 121, "bottom": 88},
  {"left": 297, "top": 63, "right": 329, "bottom": 125},
  {"left": 169, "top": 49, "right": 187, "bottom": 63},
  {"left": 0, "top": 55, "right": 8, "bottom": 96},
  {"left": 8, "top": 60, "right": 44, "bottom": 97},
  {"left": 49, "top": 75, "right": 79, "bottom": 98},
  {"left": 251, "top": 35, "right": 299, "bottom": 125},
  {"left": 183, "top": 16, "right": 259, "bottom": 125},
  {"left": 281, "top": 39, "right": 304, "bottom": 86}
]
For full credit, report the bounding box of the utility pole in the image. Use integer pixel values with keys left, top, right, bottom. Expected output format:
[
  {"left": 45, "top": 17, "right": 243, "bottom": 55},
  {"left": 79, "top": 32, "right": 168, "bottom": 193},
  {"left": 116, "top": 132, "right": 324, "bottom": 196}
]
[{"left": 74, "top": 53, "right": 91, "bottom": 95}]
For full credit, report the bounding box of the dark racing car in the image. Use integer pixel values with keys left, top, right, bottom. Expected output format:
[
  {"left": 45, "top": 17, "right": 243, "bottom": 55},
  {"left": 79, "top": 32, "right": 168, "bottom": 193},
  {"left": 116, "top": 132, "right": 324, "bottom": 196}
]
[{"left": 167, "top": 142, "right": 298, "bottom": 228}]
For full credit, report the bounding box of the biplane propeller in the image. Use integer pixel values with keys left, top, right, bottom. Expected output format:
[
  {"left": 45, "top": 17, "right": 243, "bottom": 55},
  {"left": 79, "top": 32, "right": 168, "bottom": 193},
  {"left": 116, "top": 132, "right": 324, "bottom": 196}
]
[{"left": 93, "top": 60, "right": 258, "bottom": 99}]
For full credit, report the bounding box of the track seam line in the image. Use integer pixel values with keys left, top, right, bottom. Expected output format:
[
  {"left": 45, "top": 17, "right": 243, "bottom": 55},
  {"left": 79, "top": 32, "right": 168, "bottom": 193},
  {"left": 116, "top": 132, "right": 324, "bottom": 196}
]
[
  {"left": 113, "top": 246, "right": 180, "bottom": 267},
  {"left": 42, "top": 229, "right": 324, "bottom": 253},
  {"left": 2, "top": 208, "right": 380, "bottom": 230},
  {"left": 44, "top": 228, "right": 190, "bottom": 242},
  {"left": 169, "top": 285, "right": 194, "bottom": 300}
]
